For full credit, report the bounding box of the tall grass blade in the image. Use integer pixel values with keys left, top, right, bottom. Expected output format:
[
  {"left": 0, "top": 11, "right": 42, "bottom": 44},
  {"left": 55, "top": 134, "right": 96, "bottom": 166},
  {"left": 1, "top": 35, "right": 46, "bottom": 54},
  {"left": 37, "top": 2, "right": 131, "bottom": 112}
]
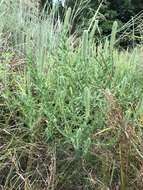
[
  {"left": 84, "top": 87, "right": 91, "bottom": 121},
  {"left": 81, "top": 30, "right": 89, "bottom": 60},
  {"left": 110, "top": 21, "right": 118, "bottom": 52}
]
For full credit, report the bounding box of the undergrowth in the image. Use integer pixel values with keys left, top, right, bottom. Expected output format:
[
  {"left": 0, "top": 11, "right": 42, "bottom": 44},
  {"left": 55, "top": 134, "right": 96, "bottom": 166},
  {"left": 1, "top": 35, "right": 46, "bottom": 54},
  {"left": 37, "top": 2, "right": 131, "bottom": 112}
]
[{"left": 0, "top": 1, "right": 143, "bottom": 190}]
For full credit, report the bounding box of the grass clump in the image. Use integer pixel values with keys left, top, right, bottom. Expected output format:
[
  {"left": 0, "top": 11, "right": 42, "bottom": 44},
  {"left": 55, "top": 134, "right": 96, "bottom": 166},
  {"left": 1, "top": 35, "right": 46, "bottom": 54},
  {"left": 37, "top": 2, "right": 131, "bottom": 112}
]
[{"left": 0, "top": 1, "right": 143, "bottom": 190}]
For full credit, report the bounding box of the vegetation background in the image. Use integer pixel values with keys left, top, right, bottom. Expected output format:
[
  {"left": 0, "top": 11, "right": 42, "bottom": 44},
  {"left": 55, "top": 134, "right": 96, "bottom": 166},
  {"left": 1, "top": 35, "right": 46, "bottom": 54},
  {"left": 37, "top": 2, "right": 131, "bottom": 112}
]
[
  {"left": 0, "top": 0, "right": 143, "bottom": 190},
  {"left": 42, "top": 0, "right": 143, "bottom": 47}
]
